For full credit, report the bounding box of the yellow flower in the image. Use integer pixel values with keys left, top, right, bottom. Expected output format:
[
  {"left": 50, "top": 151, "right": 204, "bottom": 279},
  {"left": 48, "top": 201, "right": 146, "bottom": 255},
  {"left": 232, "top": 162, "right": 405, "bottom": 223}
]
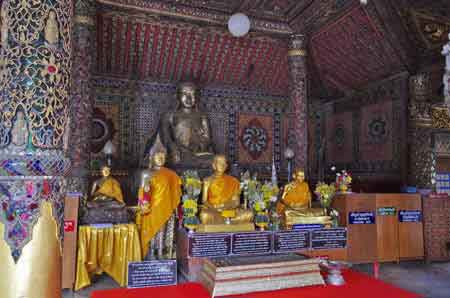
[{"left": 183, "top": 199, "right": 197, "bottom": 209}]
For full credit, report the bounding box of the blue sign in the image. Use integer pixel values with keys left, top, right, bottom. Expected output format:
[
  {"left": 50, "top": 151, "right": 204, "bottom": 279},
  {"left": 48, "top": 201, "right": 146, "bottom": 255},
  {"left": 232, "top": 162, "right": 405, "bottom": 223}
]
[
  {"left": 398, "top": 210, "right": 422, "bottom": 223},
  {"left": 127, "top": 260, "right": 177, "bottom": 288},
  {"left": 349, "top": 211, "right": 375, "bottom": 224},
  {"left": 292, "top": 224, "right": 324, "bottom": 231}
]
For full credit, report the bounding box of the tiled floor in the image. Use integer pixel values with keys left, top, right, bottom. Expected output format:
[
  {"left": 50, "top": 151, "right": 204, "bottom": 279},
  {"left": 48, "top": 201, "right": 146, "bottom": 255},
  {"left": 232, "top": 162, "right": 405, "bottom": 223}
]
[{"left": 63, "top": 261, "right": 450, "bottom": 298}]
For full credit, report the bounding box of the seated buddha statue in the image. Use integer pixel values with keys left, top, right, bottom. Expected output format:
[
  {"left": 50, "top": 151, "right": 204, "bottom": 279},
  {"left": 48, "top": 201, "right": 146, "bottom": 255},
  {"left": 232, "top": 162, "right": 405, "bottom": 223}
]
[
  {"left": 198, "top": 155, "right": 254, "bottom": 231},
  {"left": 276, "top": 169, "right": 330, "bottom": 227},
  {"left": 81, "top": 165, "right": 129, "bottom": 224},
  {"left": 87, "top": 165, "right": 125, "bottom": 209},
  {"left": 145, "top": 82, "right": 215, "bottom": 167},
  {"left": 137, "top": 144, "right": 182, "bottom": 259}
]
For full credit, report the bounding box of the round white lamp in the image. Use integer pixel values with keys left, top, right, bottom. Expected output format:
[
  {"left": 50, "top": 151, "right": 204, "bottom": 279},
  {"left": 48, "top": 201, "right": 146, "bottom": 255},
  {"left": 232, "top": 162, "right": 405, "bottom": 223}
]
[{"left": 228, "top": 13, "right": 251, "bottom": 37}]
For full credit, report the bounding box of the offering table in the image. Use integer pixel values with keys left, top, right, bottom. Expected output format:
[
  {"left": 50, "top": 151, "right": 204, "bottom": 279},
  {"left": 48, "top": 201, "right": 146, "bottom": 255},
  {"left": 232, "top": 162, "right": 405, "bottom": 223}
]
[{"left": 74, "top": 223, "right": 142, "bottom": 290}]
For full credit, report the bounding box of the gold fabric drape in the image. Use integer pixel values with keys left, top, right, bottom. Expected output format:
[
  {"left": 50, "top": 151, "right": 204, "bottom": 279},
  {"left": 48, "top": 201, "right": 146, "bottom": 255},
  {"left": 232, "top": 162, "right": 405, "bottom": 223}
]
[
  {"left": 74, "top": 224, "right": 141, "bottom": 290},
  {"left": 137, "top": 167, "right": 181, "bottom": 257}
]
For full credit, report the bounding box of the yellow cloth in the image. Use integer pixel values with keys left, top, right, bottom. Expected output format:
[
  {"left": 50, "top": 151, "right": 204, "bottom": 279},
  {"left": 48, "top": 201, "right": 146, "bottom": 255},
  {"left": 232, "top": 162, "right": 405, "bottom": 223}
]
[
  {"left": 74, "top": 224, "right": 141, "bottom": 291},
  {"left": 277, "top": 182, "right": 311, "bottom": 214},
  {"left": 93, "top": 177, "right": 124, "bottom": 204},
  {"left": 207, "top": 175, "right": 240, "bottom": 206},
  {"left": 137, "top": 167, "right": 181, "bottom": 257}
]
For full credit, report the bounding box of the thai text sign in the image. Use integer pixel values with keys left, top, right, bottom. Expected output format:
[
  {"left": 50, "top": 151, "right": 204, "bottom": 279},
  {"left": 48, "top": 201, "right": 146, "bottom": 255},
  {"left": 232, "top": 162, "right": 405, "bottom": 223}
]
[
  {"left": 128, "top": 260, "right": 177, "bottom": 288},
  {"left": 398, "top": 210, "right": 422, "bottom": 222},
  {"left": 349, "top": 211, "right": 375, "bottom": 224}
]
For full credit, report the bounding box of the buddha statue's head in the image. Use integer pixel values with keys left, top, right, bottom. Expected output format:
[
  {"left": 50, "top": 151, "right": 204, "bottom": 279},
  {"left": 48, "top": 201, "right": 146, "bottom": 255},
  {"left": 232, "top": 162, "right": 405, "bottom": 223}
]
[
  {"left": 212, "top": 155, "right": 228, "bottom": 175},
  {"left": 293, "top": 169, "right": 305, "bottom": 183},
  {"left": 176, "top": 82, "right": 198, "bottom": 110},
  {"left": 101, "top": 165, "right": 111, "bottom": 177},
  {"left": 152, "top": 151, "right": 167, "bottom": 168}
]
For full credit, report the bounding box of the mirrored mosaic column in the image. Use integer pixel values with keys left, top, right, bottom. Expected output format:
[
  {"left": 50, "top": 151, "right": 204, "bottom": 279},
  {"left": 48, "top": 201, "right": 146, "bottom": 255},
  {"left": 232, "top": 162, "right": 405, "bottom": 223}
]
[
  {"left": 288, "top": 34, "right": 308, "bottom": 172},
  {"left": 408, "top": 73, "right": 435, "bottom": 189},
  {"left": 0, "top": 1, "right": 72, "bottom": 298},
  {"left": 68, "top": 0, "right": 96, "bottom": 194}
]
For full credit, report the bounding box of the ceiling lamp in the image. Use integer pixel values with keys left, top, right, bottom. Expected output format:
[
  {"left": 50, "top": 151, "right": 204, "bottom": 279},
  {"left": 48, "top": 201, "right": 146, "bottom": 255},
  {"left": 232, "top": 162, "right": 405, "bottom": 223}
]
[
  {"left": 360, "top": 0, "right": 368, "bottom": 5},
  {"left": 228, "top": 13, "right": 250, "bottom": 37}
]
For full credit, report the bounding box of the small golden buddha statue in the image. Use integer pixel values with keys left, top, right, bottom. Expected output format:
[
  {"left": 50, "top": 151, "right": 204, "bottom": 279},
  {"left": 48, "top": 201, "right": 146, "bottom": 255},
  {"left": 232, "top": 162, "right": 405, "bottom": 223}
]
[
  {"left": 147, "top": 82, "right": 214, "bottom": 166},
  {"left": 198, "top": 155, "right": 253, "bottom": 231},
  {"left": 137, "top": 145, "right": 182, "bottom": 259},
  {"left": 81, "top": 165, "right": 129, "bottom": 224},
  {"left": 277, "top": 169, "right": 330, "bottom": 226},
  {"left": 87, "top": 165, "right": 125, "bottom": 209}
]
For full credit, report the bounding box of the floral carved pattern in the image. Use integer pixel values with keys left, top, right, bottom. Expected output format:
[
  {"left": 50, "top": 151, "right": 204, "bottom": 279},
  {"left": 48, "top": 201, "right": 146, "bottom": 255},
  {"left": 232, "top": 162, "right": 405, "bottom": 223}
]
[
  {"left": 0, "top": 179, "right": 65, "bottom": 261},
  {"left": 367, "top": 118, "right": 388, "bottom": 144},
  {"left": 240, "top": 118, "right": 270, "bottom": 160}
]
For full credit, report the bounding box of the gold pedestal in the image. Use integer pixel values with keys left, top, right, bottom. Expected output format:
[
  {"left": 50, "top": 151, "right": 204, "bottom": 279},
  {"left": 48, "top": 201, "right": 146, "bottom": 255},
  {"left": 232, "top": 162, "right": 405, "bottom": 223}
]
[
  {"left": 197, "top": 223, "right": 255, "bottom": 233},
  {"left": 285, "top": 216, "right": 332, "bottom": 227}
]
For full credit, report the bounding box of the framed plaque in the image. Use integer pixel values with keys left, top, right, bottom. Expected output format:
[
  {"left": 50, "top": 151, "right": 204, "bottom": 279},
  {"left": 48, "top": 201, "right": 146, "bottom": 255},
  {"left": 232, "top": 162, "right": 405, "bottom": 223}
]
[
  {"left": 311, "top": 228, "right": 347, "bottom": 250},
  {"left": 231, "top": 232, "right": 272, "bottom": 255},
  {"left": 127, "top": 260, "right": 177, "bottom": 288},
  {"left": 273, "top": 230, "right": 310, "bottom": 252},
  {"left": 188, "top": 233, "right": 231, "bottom": 257}
]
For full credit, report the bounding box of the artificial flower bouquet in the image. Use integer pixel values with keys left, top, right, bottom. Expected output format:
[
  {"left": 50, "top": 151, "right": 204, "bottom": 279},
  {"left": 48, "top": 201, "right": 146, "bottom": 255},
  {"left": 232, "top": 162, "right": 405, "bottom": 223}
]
[{"left": 181, "top": 170, "right": 201, "bottom": 230}]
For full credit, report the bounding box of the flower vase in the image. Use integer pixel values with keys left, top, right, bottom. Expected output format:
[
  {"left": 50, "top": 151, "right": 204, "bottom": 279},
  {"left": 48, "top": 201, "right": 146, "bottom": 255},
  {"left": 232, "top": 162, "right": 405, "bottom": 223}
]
[{"left": 339, "top": 184, "right": 348, "bottom": 193}]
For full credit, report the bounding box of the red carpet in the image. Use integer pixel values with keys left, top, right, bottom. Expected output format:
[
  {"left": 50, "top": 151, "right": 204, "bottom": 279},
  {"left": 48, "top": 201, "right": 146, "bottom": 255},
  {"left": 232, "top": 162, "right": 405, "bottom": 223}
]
[{"left": 91, "top": 270, "right": 422, "bottom": 298}]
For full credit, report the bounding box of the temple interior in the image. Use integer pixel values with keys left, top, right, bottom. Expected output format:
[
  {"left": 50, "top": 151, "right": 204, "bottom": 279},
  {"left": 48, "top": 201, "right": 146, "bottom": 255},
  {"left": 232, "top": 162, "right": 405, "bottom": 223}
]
[{"left": 1, "top": 1, "right": 450, "bottom": 298}]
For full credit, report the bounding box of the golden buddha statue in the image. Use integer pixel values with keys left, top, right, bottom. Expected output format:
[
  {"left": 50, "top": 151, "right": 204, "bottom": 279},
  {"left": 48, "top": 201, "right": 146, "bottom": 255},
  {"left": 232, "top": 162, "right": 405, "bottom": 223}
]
[
  {"left": 81, "top": 165, "right": 129, "bottom": 224},
  {"left": 277, "top": 169, "right": 331, "bottom": 227},
  {"left": 147, "top": 82, "right": 214, "bottom": 166},
  {"left": 198, "top": 155, "right": 254, "bottom": 232},
  {"left": 87, "top": 165, "right": 125, "bottom": 209},
  {"left": 137, "top": 144, "right": 182, "bottom": 259}
]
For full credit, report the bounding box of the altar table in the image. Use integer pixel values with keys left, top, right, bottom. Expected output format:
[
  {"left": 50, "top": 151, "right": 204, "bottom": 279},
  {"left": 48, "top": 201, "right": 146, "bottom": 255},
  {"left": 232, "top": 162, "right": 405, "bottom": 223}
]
[
  {"left": 90, "top": 270, "right": 421, "bottom": 298},
  {"left": 75, "top": 223, "right": 142, "bottom": 290}
]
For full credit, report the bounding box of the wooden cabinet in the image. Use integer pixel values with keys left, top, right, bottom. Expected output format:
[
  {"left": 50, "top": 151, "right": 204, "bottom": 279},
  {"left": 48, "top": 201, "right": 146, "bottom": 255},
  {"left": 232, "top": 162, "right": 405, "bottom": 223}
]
[
  {"left": 333, "top": 193, "right": 423, "bottom": 263},
  {"left": 62, "top": 193, "right": 80, "bottom": 289}
]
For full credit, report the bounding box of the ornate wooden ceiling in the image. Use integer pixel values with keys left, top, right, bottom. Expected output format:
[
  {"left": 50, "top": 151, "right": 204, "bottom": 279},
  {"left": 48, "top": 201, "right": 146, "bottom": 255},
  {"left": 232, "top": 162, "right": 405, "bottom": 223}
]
[
  {"left": 395, "top": 0, "right": 450, "bottom": 60},
  {"left": 94, "top": 0, "right": 450, "bottom": 97},
  {"left": 96, "top": 7, "right": 290, "bottom": 95},
  {"left": 311, "top": 5, "right": 405, "bottom": 91}
]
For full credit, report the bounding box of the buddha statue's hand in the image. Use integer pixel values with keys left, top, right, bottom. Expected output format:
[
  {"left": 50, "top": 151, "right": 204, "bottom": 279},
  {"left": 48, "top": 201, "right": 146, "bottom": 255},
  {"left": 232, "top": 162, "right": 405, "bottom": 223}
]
[
  {"left": 140, "top": 204, "right": 151, "bottom": 215},
  {"left": 203, "top": 201, "right": 224, "bottom": 211}
]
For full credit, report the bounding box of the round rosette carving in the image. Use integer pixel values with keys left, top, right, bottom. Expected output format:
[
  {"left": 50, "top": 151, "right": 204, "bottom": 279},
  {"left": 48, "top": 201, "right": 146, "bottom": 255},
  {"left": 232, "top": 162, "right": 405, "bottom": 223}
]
[{"left": 240, "top": 119, "right": 269, "bottom": 160}]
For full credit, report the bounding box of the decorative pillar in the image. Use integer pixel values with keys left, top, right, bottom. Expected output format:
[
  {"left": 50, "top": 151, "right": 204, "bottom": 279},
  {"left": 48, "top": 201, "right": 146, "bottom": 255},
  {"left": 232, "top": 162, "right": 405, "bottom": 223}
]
[
  {"left": 0, "top": 1, "right": 72, "bottom": 298},
  {"left": 288, "top": 34, "right": 308, "bottom": 172},
  {"left": 442, "top": 33, "right": 450, "bottom": 104},
  {"left": 408, "top": 73, "right": 435, "bottom": 189},
  {"left": 68, "top": 0, "right": 96, "bottom": 194}
]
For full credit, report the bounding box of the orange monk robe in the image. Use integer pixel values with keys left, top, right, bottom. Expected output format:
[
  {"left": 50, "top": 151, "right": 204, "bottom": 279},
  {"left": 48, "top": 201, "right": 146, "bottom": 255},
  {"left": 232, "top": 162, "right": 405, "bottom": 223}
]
[
  {"left": 139, "top": 167, "right": 181, "bottom": 257},
  {"left": 94, "top": 177, "right": 124, "bottom": 204},
  {"left": 207, "top": 175, "right": 240, "bottom": 207},
  {"left": 277, "top": 182, "right": 311, "bottom": 214}
]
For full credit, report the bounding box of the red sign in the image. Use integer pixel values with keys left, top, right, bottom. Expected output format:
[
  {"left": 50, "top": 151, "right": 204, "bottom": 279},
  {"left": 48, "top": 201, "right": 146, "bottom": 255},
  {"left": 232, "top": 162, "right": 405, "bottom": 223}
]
[{"left": 64, "top": 220, "right": 75, "bottom": 232}]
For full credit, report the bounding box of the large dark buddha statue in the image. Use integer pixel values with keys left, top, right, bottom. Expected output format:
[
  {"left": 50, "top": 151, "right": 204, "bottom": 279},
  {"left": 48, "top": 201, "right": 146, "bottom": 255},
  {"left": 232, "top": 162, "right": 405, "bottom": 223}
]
[{"left": 146, "top": 82, "right": 215, "bottom": 167}]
